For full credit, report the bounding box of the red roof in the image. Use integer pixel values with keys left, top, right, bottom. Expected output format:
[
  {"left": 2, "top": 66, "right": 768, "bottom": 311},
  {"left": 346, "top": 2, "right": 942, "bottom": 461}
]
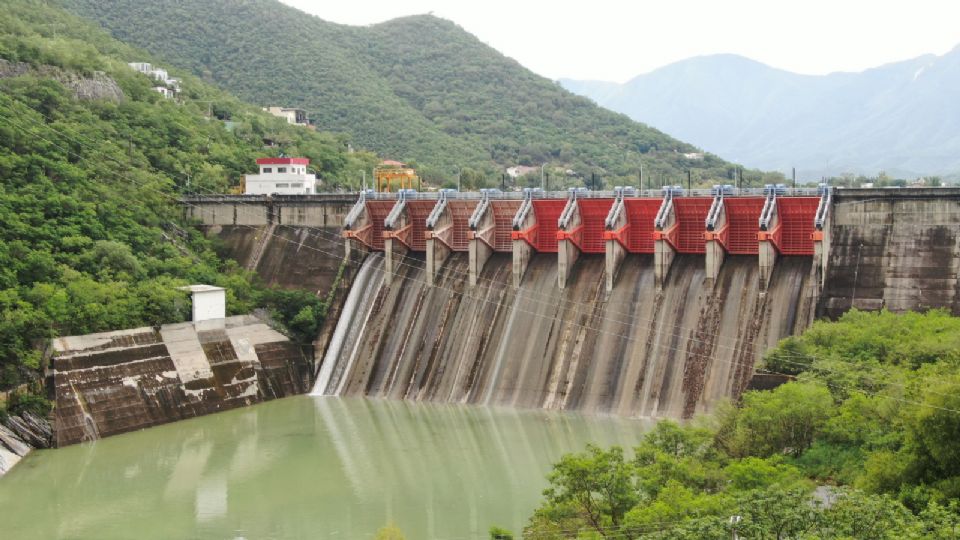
[
  {"left": 256, "top": 157, "right": 310, "bottom": 165},
  {"left": 380, "top": 159, "right": 405, "bottom": 166}
]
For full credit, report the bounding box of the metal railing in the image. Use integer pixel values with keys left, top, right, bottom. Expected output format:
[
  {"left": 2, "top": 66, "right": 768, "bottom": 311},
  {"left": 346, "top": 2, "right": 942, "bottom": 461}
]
[
  {"left": 557, "top": 194, "right": 578, "bottom": 229},
  {"left": 425, "top": 190, "right": 452, "bottom": 229},
  {"left": 654, "top": 191, "right": 674, "bottom": 230},
  {"left": 343, "top": 191, "right": 368, "bottom": 229},
  {"left": 705, "top": 195, "right": 724, "bottom": 231},
  {"left": 512, "top": 189, "right": 537, "bottom": 229},
  {"left": 185, "top": 186, "right": 827, "bottom": 205},
  {"left": 362, "top": 190, "right": 399, "bottom": 201},
  {"left": 468, "top": 191, "right": 492, "bottom": 229},
  {"left": 814, "top": 187, "right": 832, "bottom": 230},
  {"left": 758, "top": 194, "right": 777, "bottom": 231},
  {"left": 604, "top": 197, "right": 625, "bottom": 229},
  {"left": 384, "top": 190, "right": 412, "bottom": 229}
]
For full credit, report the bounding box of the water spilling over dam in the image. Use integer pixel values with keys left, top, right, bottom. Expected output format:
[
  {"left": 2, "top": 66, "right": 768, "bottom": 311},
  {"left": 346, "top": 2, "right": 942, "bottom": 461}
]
[
  {"left": 312, "top": 251, "right": 813, "bottom": 417},
  {"left": 305, "top": 186, "right": 828, "bottom": 417}
]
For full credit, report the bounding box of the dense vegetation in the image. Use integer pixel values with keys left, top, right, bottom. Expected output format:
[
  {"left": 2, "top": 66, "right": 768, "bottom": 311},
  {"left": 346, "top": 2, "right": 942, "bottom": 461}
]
[
  {"left": 59, "top": 0, "right": 785, "bottom": 188},
  {"left": 516, "top": 310, "right": 960, "bottom": 538},
  {"left": 0, "top": 0, "right": 377, "bottom": 411}
]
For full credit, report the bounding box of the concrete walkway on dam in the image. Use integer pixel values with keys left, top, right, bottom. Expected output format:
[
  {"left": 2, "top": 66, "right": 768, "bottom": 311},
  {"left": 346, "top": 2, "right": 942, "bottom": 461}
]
[
  {"left": 183, "top": 186, "right": 960, "bottom": 317},
  {"left": 184, "top": 186, "right": 829, "bottom": 293}
]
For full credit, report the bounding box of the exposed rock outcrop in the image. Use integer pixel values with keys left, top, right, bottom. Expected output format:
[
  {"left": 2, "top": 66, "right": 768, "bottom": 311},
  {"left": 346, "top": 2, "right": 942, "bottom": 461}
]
[
  {"left": 0, "top": 58, "right": 124, "bottom": 102},
  {"left": 0, "top": 411, "right": 52, "bottom": 476}
]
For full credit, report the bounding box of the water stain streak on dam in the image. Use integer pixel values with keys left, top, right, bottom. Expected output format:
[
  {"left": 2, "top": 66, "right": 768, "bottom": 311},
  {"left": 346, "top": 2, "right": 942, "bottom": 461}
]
[{"left": 315, "top": 252, "right": 813, "bottom": 418}]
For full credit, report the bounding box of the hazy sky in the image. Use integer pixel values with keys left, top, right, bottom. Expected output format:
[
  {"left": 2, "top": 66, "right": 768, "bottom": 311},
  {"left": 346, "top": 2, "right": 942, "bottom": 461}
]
[{"left": 280, "top": 0, "right": 960, "bottom": 82}]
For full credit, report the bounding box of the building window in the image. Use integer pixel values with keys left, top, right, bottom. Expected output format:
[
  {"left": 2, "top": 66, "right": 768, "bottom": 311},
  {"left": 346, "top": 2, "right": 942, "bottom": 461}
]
[
  {"left": 262, "top": 167, "right": 272, "bottom": 173},
  {"left": 291, "top": 183, "right": 303, "bottom": 188},
  {"left": 276, "top": 183, "right": 289, "bottom": 188},
  {"left": 278, "top": 167, "right": 287, "bottom": 173}
]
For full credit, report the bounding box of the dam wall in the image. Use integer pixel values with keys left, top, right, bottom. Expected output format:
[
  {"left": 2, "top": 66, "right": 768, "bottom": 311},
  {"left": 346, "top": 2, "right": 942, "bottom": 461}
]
[
  {"left": 182, "top": 194, "right": 355, "bottom": 227},
  {"left": 313, "top": 252, "right": 813, "bottom": 418},
  {"left": 184, "top": 195, "right": 354, "bottom": 292},
  {"left": 820, "top": 188, "right": 960, "bottom": 318},
  {"left": 179, "top": 187, "right": 960, "bottom": 418},
  {"left": 206, "top": 224, "right": 347, "bottom": 292}
]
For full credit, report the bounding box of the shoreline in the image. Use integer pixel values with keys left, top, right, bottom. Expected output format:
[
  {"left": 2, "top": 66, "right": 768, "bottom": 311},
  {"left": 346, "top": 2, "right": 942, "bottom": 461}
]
[{"left": 0, "top": 412, "right": 52, "bottom": 476}]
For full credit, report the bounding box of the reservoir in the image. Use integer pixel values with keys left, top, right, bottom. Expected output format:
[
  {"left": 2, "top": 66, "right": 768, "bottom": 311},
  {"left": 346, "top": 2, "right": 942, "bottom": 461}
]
[{"left": 0, "top": 396, "right": 650, "bottom": 539}]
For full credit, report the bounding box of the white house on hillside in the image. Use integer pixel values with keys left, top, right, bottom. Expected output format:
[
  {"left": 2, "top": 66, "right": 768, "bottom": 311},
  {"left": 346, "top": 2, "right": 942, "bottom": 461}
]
[
  {"left": 244, "top": 158, "right": 318, "bottom": 195},
  {"left": 506, "top": 165, "right": 540, "bottom": 179},
  {"left": 263, "top": 107, "right": 308, "bottom": 126},
  {"left": 128, "top": 62, "right": 181, "bottom": 98}
]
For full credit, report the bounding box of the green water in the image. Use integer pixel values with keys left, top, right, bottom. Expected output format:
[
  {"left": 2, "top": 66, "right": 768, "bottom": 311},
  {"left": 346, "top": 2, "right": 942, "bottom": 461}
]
[{"left": 0, "top": 396, "right": 651, "bottom": 539}]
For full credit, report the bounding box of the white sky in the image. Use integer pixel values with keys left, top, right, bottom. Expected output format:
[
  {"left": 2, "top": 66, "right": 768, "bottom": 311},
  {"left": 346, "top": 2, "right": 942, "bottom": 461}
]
[{"left": 280, "top": 0, "right": 960, "bottom": 82}]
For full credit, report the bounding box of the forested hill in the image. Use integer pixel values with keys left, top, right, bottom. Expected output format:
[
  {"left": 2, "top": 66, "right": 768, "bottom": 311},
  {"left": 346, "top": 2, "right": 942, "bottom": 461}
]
[
  {"left": 0, "top": 0, "right": 374, "bottom": 403},
  {"left": 58, "top": 0, "right": 765, "bottom": 186}
]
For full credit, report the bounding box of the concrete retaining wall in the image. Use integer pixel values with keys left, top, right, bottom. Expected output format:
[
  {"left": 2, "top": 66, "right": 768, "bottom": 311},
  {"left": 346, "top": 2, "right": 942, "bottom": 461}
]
[
  {"left": 820, "top": 188, "right": 960, "bottom": 318},
  {"left": 51, "top": 315, "right": 311, "bottom": 447},
  {"left": 183, "top": 195, "right": 353, "bottom": 227}
]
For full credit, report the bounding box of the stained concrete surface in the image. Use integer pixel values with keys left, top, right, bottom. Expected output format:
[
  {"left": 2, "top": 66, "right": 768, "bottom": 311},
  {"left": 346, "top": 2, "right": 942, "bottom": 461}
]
[{"left": 51, "top": 315, "right": 311, "bottom": 447}]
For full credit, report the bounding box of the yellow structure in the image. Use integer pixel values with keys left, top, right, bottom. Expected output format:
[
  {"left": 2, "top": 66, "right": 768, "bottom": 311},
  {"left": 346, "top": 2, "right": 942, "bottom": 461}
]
[{"left": 375, "top": 160, "right": 420, "bottom": 192}]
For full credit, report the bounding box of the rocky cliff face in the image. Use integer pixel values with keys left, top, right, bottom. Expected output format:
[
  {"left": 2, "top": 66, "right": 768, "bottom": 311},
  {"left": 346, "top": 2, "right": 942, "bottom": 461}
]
[
  {"left": 0, "top": 58, "right": 124, "bottom": 102},
  {"left": 0, "top": 412, "right": 52, "bottom": 476},
  {"left": 51, "top": 315, "right": 310, "bottom": 447}
]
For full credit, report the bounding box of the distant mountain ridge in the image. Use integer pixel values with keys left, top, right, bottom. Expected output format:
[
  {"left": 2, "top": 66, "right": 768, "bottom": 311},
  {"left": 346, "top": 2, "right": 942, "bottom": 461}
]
[
  {"left": 60, "top": 0, "right": 753, "bottom": 185},
  {"left": 561, "top": 48, "right": 960, "bottom": 179}
]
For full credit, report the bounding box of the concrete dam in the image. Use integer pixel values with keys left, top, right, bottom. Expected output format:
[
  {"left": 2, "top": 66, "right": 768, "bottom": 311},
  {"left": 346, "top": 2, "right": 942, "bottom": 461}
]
[{"left": 183, "top": 187, "right": 960, "bottom": 419}]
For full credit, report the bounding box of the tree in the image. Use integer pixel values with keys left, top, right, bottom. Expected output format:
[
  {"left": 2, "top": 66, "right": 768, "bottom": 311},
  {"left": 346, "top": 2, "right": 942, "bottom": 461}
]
[
  {"left": 488, "top": 526, "right": 513, "bottom": 540},
  {"left": 732, "top": 487, "right": 820, "bottom": 540},
  {"left": 818, "top": 490, "right": 917, "bottom": 539},
  {"left": 374, "top": 524, "right": 406, "bottom": 540},
  {"left": 718, "top": 382, "right": 833, "bottom": 458},
  {"left": 527, "top": 445, "right": 638, "bottom": 538},
  {"left": 762, "top": 336, "right": 814, "bottom": 375}
]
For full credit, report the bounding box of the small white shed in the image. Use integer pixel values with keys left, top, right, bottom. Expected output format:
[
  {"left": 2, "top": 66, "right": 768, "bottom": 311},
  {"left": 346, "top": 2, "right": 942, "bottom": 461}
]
[{"left": 178, "top": 285, "right": 226, "bottom": 322}]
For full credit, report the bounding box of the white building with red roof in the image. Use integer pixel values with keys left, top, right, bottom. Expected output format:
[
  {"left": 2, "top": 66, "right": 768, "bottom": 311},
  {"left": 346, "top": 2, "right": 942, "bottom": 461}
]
[{"left": 244, "top": 158, "right": 318, "bottom": 195}]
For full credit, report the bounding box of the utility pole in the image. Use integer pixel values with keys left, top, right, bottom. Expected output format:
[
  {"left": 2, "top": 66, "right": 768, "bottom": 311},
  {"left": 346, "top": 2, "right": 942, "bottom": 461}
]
[
  {"left": 456, "top": 166, "right": 461, "bottom": 191},
  {"left": 361, "top": 170, "right": 366, "bottom": 191},
  {"left": 687, "top": 170, "right": 692, "bottom": 191},
  {"left": 540, "top": 163, "right": 546, "bottom": 191},
  {"left": 792, "top": 167, "right": 796, "bottom": 188}
]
